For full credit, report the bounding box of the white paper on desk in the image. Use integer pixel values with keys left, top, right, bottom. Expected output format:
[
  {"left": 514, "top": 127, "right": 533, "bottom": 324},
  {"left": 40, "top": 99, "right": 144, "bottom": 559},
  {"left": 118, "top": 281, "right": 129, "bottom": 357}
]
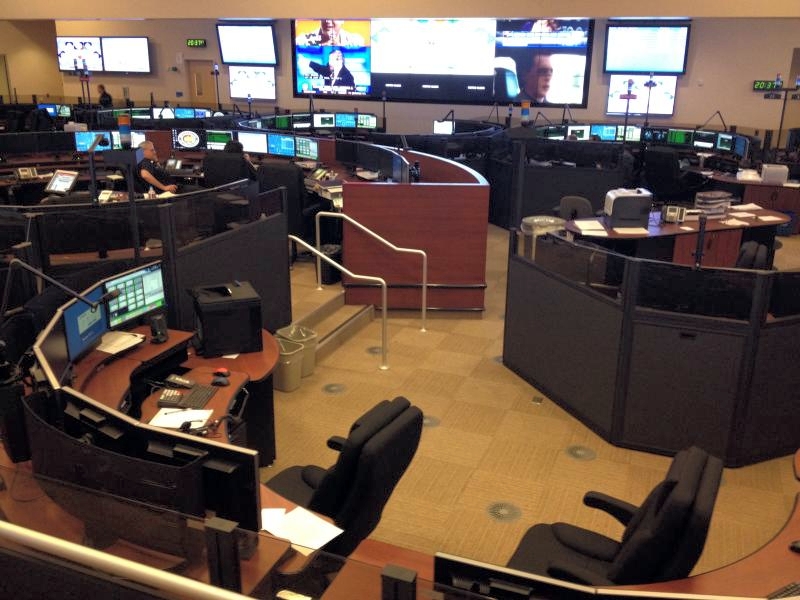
[
  {"left": 758, "top": 215, "right": 784, "bottom": 222},
  {"left": 149, "top": 408, "right": 212, "bottom": 429},
  {"left": 262, "top": 506, "right": 343, "bottom": 556},
  {"left": 721, "top": 218, "right": 750, "bottom": 227},
  {"left": 736, "top": 203, "right": 762, "bottom": 211},
  {"left": 784, "top": 182, "right": 800, "bottom": 189},
  {"left": 728, "top": 212, "right": 756, "bottom": 218},
  {"left": 573, "top": 219, "right": 605, "bottom": 231},
  {"left": 261, "top": 508, "right": 287, "bottom": 532},
  {"left": 582, "top": 230, "right": 608, "bottom": 237},
  {"left": 679, "top": 226, "right": 695, "bottom": 231},
  {"left": 613, "top": 227, "right": 649, "bottom": 235}
]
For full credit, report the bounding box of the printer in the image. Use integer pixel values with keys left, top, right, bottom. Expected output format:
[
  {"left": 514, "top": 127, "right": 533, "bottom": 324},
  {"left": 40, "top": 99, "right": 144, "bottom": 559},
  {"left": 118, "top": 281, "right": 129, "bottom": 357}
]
[
  {"left": 603, "top": 188, "right": 653, "bottom": 228},
  {"left": 760, "top": 164, "right": 789, "bottom": 186}
]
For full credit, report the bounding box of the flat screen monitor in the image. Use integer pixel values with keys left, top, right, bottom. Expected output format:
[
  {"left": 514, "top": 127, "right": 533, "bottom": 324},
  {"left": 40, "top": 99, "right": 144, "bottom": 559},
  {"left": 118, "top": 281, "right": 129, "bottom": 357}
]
[
  {"left": 604, "top": 21, "right": 690, "bottom": 74},
  {"left": 44, "top": 170, "right": 80, "bottom": 195},
  {"left": 57, "top": 104, "right": 72, "bottom": 118},
  {"left": 292, "top": 18, "right": 594, "bottom": 107},
  {"left": 56, "top": 36, "right": 103, "bottom": 72},
  {"left": 194, "top": 108, "right": 213, "bottom": 118},
  {"left": 171, "top": 128, "right": 207, "bottom": 151},
  {"left": 606, "top": 74, "right": 677, "bottom": 116},
  {"left": 313, "top": 113, "right": 336, "bottom": 129},
  {"left": 357, "top": 113, "right": 378, "bottom": 129},
  {"left": 216, "top": 22, "right": 278, "bottom": 65},
  {"left": 274, "top": 114, "right": 292, "bottom": 130},
  {"left": 228, "top": 65, "right": 277, "bottom": 100},
  {"left": 37, "top": 103, "right": 58, "bottom": 117},
  {"left": 295, "top": 137, "right": 319, "bottom": 160},
  {"left": 103, "top": 262, "right": 166, "bottom": 330},
  {"left": 153, "top": 106, "right": 175, "bottom": 120},
  {"left": 716, "top": 132, "right": 734, "bottom": 153},
  {"left": 63, "top": 287, "right": 108, "bottom": 363},
  {"left": 236, "top": 131, "right": 269, "bottom": 154},
  {"left": 567, "top": 124, "right": 590, "bottom": 140},
  {"left": 692, "top": 130, "right": 718, "bottom": 150},
  {"left": 74, "top": 130, "right": 113, "bottom": 152},
  {"left": 641, "top": 126, "right": 669, "bottom": 144},
  {"left": 667, "top": 128, "right": 693, "bottom": 146},
  {"left": 617, "top": 124, "right": 641, "bottom": 142},
  {"left": 589, "top": 123, "right": 617, "bottom": 142},
  {"left": 292, "top": 113, "right": 312, "bottom": 130},
  {"left": 335, "top": 112, "right": 357, "bottom": 128},
  {"left": 205, "top": 130, "right": 234, "bottom": 151},
  {"left": 173, "top": 107, "right": 196, "bottom": 119},
  {"left": 130, "top": 130, "right": 147, "bottom": 148},
  {"left": 543, "top": 126, "right": 566, "bottom": 140},
  {"left": 101, "top": 37, "right": 150, "bottom": 73},
  {"left": 267, "top": 133, "right": 296, "bottom": 157},
  {"left": 433, "top": 120, "right": 455, "bottom": 135},
  {"left": 33, "top": 311, "right": 69, "bottom": 388},
  {"left": 733, "top": 135, "right": 750, "bottom": 160}
]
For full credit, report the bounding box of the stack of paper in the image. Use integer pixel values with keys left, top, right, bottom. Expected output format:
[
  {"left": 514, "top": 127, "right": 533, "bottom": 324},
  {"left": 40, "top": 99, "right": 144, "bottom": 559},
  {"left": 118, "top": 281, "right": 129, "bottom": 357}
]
[{"left": 262, "top": 507, "right": 343, "bottom": 556}]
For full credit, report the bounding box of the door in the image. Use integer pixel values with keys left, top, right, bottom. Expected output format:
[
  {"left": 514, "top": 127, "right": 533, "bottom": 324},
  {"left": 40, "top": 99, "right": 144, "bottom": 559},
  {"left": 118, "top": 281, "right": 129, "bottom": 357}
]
[{"left": 186, "top": 60, "right": 218, "bottom": 110}]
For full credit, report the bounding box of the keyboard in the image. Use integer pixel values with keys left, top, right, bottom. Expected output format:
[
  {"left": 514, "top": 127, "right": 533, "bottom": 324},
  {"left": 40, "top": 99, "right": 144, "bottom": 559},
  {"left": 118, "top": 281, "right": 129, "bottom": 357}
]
[{"left": 179, "top": 384, "right": 217, "bottom": 409}]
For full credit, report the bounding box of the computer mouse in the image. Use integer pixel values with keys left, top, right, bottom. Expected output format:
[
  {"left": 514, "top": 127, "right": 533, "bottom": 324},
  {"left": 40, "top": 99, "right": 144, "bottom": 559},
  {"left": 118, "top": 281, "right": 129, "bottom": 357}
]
[
  {"left": 211, "top": 376, "right": 230, "bottom": 387},
  {"left": 213, "top": 367, "right": 231, "bottom": 377}
]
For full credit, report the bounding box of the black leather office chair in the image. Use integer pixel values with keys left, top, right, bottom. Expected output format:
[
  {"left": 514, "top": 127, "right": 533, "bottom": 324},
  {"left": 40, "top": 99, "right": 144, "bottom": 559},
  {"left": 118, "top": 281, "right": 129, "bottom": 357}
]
[
  {"left": 266, "top": 396, "right": 423, "bottom": 556},
  {"left": 736, "top": 241, "right": 770, "bottom": 270},
  {"left": 201, "top": 152, "right": 255, "bottom": 188},
  {"left": 507, "top": 446, "right": 723, "bottom": 586},
  {"left": 553, "top": 195, "right": 594, "bottom": 220},
  {"left": 643, "top": 146, "right": 707, "bottom": 205}
]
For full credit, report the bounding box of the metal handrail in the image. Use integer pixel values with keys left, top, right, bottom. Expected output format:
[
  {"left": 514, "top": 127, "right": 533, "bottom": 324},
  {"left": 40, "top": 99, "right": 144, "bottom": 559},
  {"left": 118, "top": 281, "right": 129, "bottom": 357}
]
[
  {"left": 288, "top": 235, "right": 389, "bottom": 370},
  {"left": 315, "top": 211, "right": 427, "bottom": 332}
]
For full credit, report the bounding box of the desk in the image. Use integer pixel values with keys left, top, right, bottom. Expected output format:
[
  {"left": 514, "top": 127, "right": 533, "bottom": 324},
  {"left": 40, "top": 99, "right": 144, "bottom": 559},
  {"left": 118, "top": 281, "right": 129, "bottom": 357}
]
[{"left": 566, "top": 208, "right": 789, "bottom": 267}]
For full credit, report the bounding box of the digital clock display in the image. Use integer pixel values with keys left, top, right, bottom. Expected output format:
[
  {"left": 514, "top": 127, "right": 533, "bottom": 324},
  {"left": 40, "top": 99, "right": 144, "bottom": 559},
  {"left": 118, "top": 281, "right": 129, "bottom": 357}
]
[
  {"left": 753, "top": 80, "right": 778, "bottom": 91},
  {"left": 186, "top": 38, "right": 207, "bottom": 48}
]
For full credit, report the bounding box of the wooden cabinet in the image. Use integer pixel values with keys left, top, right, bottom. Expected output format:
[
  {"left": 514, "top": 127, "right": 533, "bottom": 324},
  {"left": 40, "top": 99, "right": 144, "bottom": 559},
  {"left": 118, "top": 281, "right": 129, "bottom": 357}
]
[
  {"left": 744, "top": 185, "right": 800, "bottom": 232},
  {"left": 672, "top": 228, "right": 742, "bottom": 267}
]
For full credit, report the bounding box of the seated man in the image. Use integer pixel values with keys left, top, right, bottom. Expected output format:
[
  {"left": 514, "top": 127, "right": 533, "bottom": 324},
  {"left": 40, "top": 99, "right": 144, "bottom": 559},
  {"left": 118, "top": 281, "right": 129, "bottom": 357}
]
[{"left": 136, "top": 141, "right": 178, "bottom": 195}]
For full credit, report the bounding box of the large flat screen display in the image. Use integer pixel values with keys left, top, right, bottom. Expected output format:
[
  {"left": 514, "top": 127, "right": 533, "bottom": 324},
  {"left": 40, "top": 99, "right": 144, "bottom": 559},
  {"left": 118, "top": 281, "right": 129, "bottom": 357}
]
[
  {"left": 217, "top": 23, "right": 278, "bottom": 65},
  {"left": 604, "top": 22, "right": 690, "bottom": 74},
  {"left": 606, "top": 74, "right": 677, "bottom": 116},
  {"left": 56, "top": 36, "right": 103, "bottom": 72},
  {"left": 228, "top": 66, "right": 276, "bottom": 100},
  {"left": 101, "top": 37, "right": 151, "bottom": 73},
  {"left": 292, "top": 18, "right": 593, "bottom": 106}
]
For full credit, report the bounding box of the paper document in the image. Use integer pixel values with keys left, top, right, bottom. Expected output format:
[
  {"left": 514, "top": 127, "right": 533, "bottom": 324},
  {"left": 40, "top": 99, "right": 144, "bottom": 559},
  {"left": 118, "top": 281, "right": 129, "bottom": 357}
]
[
  {"left": 721, "top": 218, "right": 749, "bottom": 227},
  {"left": 97, "top": 331, "right": 145, "bottom": 354},
  {"left": 679, "top": 226, "right": 695, "bottom": 231},
  {"left": 582, "top": 230, "right": 608, "bottom": 237},
  {"left": 149, "top": 408, "right": 212, "bottom": 429},
  {"left": 728, "top": 212, "right": 756, "bottom": 218},
  {"left": 261, "top": 506, "right": 343, "bottom": 556},
  {"left": 573, "top": 219, "right": 606, "bottom": 231},
  {"left": 758, "top": 215, "right": 784, "bottom": 222},
  {"left": 613, "top": 227, "right": 650, "bottom": 235},
  {"left": 735, "top": 203, "right": 762, "bottom": 211}
]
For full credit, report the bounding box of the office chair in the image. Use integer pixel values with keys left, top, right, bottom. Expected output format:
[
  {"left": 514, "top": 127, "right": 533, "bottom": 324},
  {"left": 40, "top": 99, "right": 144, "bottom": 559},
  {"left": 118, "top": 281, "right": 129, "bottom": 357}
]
[
  {"left": 507, "top": 446, "right": 723, "bottom": 586},
  {"left": 201, "top": 152, "right": 254, "bottom": 188},
  {"left": 643, "top": 146, "right": 707, "bottom": 205},
  {"left": 266, "top": 396, "right": 423, "bottom": 556},
  {"left": 736, "top": 241, "right": 770, "bottom": 270},
  {"left": 552, "top": 195, "right": 594, "bottom": 220}
]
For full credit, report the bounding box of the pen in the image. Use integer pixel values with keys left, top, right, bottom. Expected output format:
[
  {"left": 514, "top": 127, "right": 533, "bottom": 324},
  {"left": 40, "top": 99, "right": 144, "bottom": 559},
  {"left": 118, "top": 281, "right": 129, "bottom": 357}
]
[{"left": 163, "top": 408, "right": 190, "bottom": 414}]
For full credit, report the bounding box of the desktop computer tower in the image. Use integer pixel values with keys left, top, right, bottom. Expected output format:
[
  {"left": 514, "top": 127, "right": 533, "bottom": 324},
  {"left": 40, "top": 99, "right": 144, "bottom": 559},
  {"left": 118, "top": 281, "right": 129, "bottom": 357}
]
[{"left": 190, "top": 282, "right": 262, "bottom": 358}]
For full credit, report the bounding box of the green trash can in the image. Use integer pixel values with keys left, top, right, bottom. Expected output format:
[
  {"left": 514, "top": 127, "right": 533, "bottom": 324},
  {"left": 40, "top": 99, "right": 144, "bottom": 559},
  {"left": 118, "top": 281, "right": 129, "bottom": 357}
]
[
  {"left": 277, "top": 325, "right": 318, "bottom": 377},
  {"left": 274, "top": 338, "right": 304, "bottom": 392}
]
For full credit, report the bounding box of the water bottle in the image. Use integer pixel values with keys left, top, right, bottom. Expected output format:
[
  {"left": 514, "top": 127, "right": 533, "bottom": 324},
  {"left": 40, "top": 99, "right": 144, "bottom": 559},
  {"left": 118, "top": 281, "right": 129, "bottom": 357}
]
[{"left": 147, "top": 186, "right": 157, "bottom": 199}]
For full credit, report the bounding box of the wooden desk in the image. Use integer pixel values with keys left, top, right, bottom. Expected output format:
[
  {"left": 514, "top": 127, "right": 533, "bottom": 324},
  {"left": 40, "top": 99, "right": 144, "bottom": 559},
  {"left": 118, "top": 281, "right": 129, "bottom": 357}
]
[{"left": 566, "top": 208, "right": 789, "bottom": 267}]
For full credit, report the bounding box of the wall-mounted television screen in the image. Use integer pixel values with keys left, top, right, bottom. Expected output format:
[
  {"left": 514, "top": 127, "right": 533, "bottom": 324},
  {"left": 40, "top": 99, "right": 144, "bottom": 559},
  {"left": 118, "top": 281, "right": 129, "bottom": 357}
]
[
  {"left": 229, "top": 65, "right": 276, "bottom": 100},
  {"left": 56, "top": 36, "right": 103, "bottom": 72},
  {"left": 217, "top": 22, "right": 278, "bottom": 66},
  {"left": 606, "top": 74, "right": 677, "bottom": 116},
  {"left": 101, "top": 37, "right": 150, "bottom": 73},
  {"left": 292, "top": 18, "right": 593, "bottom": 107},
  {"left": 604, "top": 21, "right": 690, "bottom": 74}
]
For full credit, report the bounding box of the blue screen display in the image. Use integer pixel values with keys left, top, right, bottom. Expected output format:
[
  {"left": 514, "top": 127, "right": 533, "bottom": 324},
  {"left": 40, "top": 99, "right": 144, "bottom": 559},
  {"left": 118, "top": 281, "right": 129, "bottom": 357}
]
[
  {"left": 335, "top": 113, "right": 357, "bottom": 128},
  {"left": 74, "top": 130, "right": 113, "bottom": 152},
  {"left": 63, "top": 287, "right": 108, "bottom": 362},
  {"left": 267, "top": 133, "right": 296, "bottom": 157},
  {"left": 173, "top": 107, "right": 196, "bottom": 118},
  {"left": 589, "top": 124, "right": 617, "bottom": 142}
]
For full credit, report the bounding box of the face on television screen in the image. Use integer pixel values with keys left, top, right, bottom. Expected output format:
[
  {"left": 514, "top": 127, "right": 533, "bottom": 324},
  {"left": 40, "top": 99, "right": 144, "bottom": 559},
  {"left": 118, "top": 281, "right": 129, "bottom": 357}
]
[
  {"left": 217, "top": 23, "right": 278, "bottom": 65},
  {"left": 101, "top": 37, "right": 150, "bottom": 73},
  {"left": 57, "top": 37, "right": 103, "bottom": 72},
  {"left": 229, "top": 66, "right": 276, "bottom": 100},
  {"left": 606, "top": 74, "right": 677, "bottom": 116}
]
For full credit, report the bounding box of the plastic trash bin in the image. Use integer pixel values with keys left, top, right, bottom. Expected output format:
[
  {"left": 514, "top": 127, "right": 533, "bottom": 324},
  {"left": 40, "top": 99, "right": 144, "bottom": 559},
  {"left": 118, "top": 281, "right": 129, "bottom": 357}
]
[
  {"left": 519, "top": 216, "right": 565, "bottom": 259},
  {"left": 318, "top": 244, "right": 342, "bottom": 285},
  {"left": 277, "top": 325, "right": 318, "bottom": 378},
  {"left": 274, "top": 338, "right": 304, "bottom": 392}
]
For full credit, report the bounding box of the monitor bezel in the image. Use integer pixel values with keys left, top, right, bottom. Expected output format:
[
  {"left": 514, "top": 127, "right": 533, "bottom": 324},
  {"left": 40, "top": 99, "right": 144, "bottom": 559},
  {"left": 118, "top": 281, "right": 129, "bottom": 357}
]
[
  {"left": 102, "top": 261, "right": 167, "bottom": 331},
  {"left": 44, "top": 169, "right": 80, "bottom": 195}
]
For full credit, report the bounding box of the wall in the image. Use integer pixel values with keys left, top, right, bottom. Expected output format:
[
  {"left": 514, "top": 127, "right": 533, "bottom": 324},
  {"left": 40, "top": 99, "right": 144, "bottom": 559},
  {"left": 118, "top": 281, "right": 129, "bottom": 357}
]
[{"left": 0, "top": 21, "right": 62, "bottom": 101}]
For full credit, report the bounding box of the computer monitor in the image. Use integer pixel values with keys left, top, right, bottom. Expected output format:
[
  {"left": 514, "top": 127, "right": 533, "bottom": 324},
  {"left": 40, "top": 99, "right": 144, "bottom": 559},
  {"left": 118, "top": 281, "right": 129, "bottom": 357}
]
[
  {"left": 236, "top": 131, "right": 269, "bottom": 154},
  {"left": 63, "top": 286, "right": 108, "bottom": 363},
  {"left": 335, "top": 139, "right": 359, "bottom": 165},
  {"left": 44, "top": 170, "right": 80, "bottom": 195},
  {"left": 74, "top": 130, "right": 113, "bottom": 152},
  {"left": 205, "top": 130, "right": 234, "bottom": 151},
  {"left": 291, "top": 113, "right": 312, "bottom": 130},
  {"left": 57, "top": 104, "right": 72, "bottom": 118},
  {"left": 692, "top": 130, "right": 718, "bottom": 150},
  {"left": 267, "top": 133, "right": 296, "bottom": 157},
  {"left": 312, "top": 113, "right": 335, "bottom": 129},
  {"left": 103, "top": 262, "right": 166, "bottom": 330},
  {"left": 295, "top": 137, "right": 319, "bottom": 161},
  {"left": 589, "top": 123, "right": 617, "bottom": 142},
  {"left": 274, "top": 114, "right": 292, "bottom": 130},
  {"left": 173, "top": 107, "right": 196, "bottom": 119},
  {"left": 152, "top": 106, "right": 175, "bottom": 119},
  {"left": 616, "top": 124, "right": 641, "bottom": 142},
  {"left": 171, "top": 128, "right": 207, "bottom": 151},
  {"left": 37, "top": 103, "right": 58, "bottom": 117},
  {"left": 130, "top": 130, "right": 147, "bottom": 148},
  {"left": 567, "top": 124, "right": 591, "bottom": 140},
  {"left": 433, "top": 119, "right": 455, "bottom": 135},
  {"left": 356, "top": 114, "right": 378, "bottom": 129},
  {"left": 716, "top": 132, "right": 734, "bottom": 153},
  {"left": 667, "top": 128, "right": 693, "bottom": 146},
  {"left": 641, "top": 126, "right": 669, "bottom": 144},
  {"left": 334, "top": 112, "right": 357, "bottom": 128},
  {"left": 732, "top": 135, "right": 750, "bottom": 161}
]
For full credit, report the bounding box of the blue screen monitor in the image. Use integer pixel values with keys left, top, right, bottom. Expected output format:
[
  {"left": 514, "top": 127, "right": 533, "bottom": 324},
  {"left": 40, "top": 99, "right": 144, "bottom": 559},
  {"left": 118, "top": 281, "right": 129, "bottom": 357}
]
[
  {"left": 103, "top": 262, "right": 166, "bottom": 330},
  {"left": 37, "top": 103, "right": 58, "bottom": 117},
  {"left": 173, "top": 107, "right": 196, "bottom": 119},
  {"left": 267, "top": 133, "right": 296, "bottom": 157},
  {"left": 589, "top": 123, "right": 617, "bottom": 141},
  {"left": 74, "top": 130, "right": 113, "bottom": 152},
  {"left": 335, "top": 113, "right": 357, "bottom": 128},
  {"left": 732, "top": 135, "right": 750, "bottom": 160},
  {"left": 63, "top": 287, "right": 108, "bottom": 362},
  {"left": 295, "top": 137, "right": 319, "bottom": 160}
]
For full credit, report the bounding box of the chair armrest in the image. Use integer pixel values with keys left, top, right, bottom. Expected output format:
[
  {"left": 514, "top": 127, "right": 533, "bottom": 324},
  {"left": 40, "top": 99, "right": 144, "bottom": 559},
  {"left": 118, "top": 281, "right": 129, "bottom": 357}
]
[
  {"left": 326, "top": 435, "right": 347, "bottom": 451},
  {"left": 583, "top": 491, "right": 637, "bottom": 526},
  {"left": 547, "top": 561, "right": 614, "bottom": 586}
]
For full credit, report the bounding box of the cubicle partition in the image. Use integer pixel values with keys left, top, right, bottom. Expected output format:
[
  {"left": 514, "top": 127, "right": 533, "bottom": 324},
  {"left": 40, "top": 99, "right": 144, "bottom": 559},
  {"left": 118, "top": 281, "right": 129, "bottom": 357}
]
[{"left": 504, "top": 233, "right": 800, "bottom": 466}]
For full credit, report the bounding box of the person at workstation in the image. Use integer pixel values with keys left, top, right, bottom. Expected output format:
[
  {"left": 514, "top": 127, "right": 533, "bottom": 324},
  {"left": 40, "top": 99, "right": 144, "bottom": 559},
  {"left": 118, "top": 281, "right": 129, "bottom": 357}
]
[
  {"left": 309, "top": 49, "right": 355, "bottom": 91},
  {"left": 136, "top": 141, "right": 177, "bottom": 194},
  {"left": 97, "top": 84, "right": 113, "bottom": 108},
  {"left": 223, "top": 140, "right": 258, "bottom": 180}
]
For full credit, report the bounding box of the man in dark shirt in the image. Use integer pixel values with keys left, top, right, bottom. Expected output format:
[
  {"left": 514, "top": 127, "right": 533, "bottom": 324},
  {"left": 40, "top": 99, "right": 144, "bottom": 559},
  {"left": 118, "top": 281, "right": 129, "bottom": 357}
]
[
  {"left": 136, "top": 141, "right": 177, "bottom": 194},
  {"left": 97, "top": 84, "right": 113, "bottom": 108}
]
